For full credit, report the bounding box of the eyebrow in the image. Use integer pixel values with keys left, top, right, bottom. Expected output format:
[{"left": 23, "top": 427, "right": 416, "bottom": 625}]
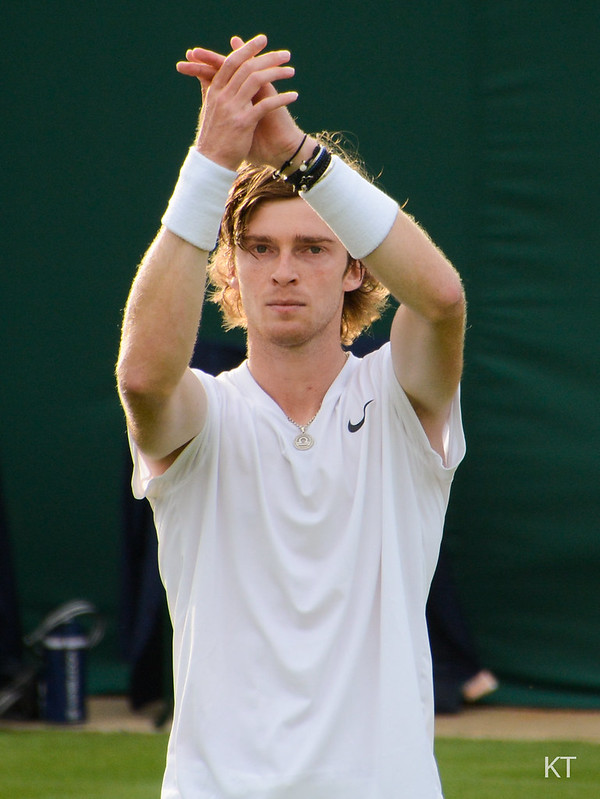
[{"left": 240, "top": 234, "right": 338, "bottom": 246}]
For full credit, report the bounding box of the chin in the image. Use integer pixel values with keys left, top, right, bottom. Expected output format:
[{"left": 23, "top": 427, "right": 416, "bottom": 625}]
[
  {"left": 268, "top": 331, "right": 312, "bottom": 349},
  {"left": 259, "top": 321, "right": 315, "bottom": 349},
  {"left": 251, "top": 315, "right": 335, "bottom": 350}
]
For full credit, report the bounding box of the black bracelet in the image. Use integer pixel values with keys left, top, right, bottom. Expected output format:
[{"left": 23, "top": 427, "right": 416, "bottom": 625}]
[
  {"left": 284, "top": 146, "right": 332, "bottom": 192},
  {"left": 272, "top": 134, "right": 308, "bottom": 179}
]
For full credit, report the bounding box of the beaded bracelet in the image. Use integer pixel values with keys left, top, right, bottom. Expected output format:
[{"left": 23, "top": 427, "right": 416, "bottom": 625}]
[
  {"left": 272, "top": 134, "right": 308, "bottom": 179},
  {"left": 282, "top": 145, "right": 332, "bottom": 193}
]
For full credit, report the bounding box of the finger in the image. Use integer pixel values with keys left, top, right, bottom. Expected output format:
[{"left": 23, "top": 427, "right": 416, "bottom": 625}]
[
  {"left": 235, "top": 65, "right": 295, "bottom": 108},
  {"left": 185, "top": 46, "right": 226, "bottom": 67},
  {"left": 251, "top": 90, "right": 298, "bottom": 120},
  {"left": 230, "top": 37, "right": 278, "bottom": 103},
  {"left": 176, "top": 61, "right": 218, "bottom": 80},
  {"left": 183, "top": 48, "right": 288, "bottom": 80},
  {"left": 187, "top": 35, "right": 245, "bottom": 64},
  {"left": 224, "top": 51, "right": 292, "bottom": 100},
  {"left": 211, "top": 33, "right": 269, "bottom": 88}
]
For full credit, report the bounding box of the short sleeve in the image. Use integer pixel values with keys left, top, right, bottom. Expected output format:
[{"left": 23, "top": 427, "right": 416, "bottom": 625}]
[
  {"left": 381, "top": 345, "right": 466, "bottom": 477},
  {"left": 127, "top": 369, "right": 217, "bottom": 501}
]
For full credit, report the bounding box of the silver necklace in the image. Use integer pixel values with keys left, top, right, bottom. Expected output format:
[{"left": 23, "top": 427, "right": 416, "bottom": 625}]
[
  {"left": 284, "top": 353, "right": 349, "bottom": 450},
  {"left": 287, "top": 412, "right": 318, "bottom": 450}
]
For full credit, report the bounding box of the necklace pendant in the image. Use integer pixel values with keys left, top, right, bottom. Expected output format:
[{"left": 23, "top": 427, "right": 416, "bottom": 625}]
[{"left": 293, "top": 431, "right": 314, "bottom": 450}]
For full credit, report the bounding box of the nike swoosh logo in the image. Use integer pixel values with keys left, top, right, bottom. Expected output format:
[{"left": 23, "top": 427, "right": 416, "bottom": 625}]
[{"left": 348, "top": 399, "right": 375, "bottom": 433}]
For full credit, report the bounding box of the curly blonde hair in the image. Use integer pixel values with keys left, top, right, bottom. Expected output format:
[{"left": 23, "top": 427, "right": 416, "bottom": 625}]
[{"left": 207, "top": 133, "right": 390, "bottom": 346}]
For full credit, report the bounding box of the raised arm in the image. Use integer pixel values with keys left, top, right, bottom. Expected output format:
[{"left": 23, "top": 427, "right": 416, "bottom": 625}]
[
  {"left": 300, "top": 157, "right": 466, "bottom": 459},
  {"left": 116, "top": 35, "right": 298, "bottom": 473},
  {"left": 366, "top": 213, "right": 465, "bottom": 457}
]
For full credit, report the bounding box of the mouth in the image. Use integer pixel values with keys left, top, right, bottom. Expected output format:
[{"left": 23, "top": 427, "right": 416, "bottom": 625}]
[{"left": 266, "top": 300, "right": 306, "bottom": 310}]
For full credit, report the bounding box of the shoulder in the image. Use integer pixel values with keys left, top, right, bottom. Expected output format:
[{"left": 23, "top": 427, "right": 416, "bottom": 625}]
[
  {"left": 192, "top": 360, "right": 252, "bottom": 403},
  {"left": 346, "top": 341, "right": 397, "bottom": 393}
]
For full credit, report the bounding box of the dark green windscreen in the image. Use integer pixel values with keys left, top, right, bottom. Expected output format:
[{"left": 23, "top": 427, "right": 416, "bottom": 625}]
[{"left": 2, "top": 1, "right": 598, "bottom": 705}]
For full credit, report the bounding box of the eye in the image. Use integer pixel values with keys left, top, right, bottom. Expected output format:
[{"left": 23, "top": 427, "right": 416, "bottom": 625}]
[
  {"left": 254, "top": 244, "right": 269, "bottom": 254},
  {"left": 307, "top": 245, "right": 323, "bottom": 254}
]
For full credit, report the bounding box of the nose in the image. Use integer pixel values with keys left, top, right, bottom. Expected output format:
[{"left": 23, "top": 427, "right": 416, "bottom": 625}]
[{"left": 271, "top": 251, "right": 298, "bottom": 285}]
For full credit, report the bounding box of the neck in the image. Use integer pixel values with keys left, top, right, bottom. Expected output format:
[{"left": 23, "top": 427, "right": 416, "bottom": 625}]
[{"left": 246, "top": 336, "right": 348, "bottom": 425}]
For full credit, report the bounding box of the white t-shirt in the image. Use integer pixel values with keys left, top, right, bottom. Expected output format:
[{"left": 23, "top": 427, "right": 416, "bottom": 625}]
[{"left": 131, "top": 343, "right": 465, "bottom": 799}]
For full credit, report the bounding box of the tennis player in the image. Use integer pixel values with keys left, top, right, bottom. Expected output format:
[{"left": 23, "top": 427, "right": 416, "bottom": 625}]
[{"left": 117, "top": 33, "right": 466, "bottom": 799}]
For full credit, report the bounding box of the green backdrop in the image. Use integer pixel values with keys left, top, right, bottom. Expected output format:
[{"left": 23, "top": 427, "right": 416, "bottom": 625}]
[{"left": 2, "top": 1, "right": 599, "bottom": 705}]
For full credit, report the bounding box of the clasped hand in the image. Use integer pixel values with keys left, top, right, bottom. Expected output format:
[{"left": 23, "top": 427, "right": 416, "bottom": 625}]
[{"left": 177, "top": 34, "right": 305, "bottom": 172}]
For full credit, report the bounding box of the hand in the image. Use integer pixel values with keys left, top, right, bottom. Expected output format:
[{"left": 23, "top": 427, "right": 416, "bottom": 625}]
[
  {"left": 177, "top": 35, "right": 306, "bottom": 169},
  {"left": 176, "top": 34, "right": 297, "bottom": 170}
]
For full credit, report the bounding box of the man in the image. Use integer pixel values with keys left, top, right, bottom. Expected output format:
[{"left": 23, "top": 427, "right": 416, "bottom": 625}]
[{"left": 117, "top": 33, "right": 466, "bottom": 799}]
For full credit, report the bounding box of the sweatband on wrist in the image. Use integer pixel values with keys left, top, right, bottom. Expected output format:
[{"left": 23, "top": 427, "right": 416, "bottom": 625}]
[
  {"left": 161, "top": 148, "right": 237, "bottom": 251},
  {"left": 300, "top": 155, "right": 398, "bottom": 260}
]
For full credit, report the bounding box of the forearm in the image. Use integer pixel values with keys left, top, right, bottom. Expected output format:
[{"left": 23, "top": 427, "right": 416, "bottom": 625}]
[
  {"left": 118, "top": 34, "right": 300, "bottom": 397},
  {"left": 117, "top": 149, "right": 237, "bottom": 401},
  {"left": 365, "top": 209, "right": 465, "bottom": 324},
  {"left": 117, "top": 228, "right": 207, "bottom": 400},
  {"left": 301, "top": 154, "right": 464, "bottom": 321}
]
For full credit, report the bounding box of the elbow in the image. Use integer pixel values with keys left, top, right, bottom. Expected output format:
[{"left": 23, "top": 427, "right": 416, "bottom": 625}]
[
  {"left": 116, "top": 356, "right": 169, "bottom": 409},
  {"left": 429, "top": 277, "right": 466, "bottom": 325},
  {"left": 116, "top": 368, "right": 170, "bottom": 456},
  {"left": 116, "top": 354, "right": 142, "bottom": 402},
  {"left": 445, "top": 281, "right": 467, "bottom": 320}
]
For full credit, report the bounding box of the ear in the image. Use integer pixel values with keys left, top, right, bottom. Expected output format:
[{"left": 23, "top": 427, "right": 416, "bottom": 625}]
[
  {"left": 343, "top": 258, "right": 365, "bottom": 292},
  {"left": 228, "top": 265, "right": 239, "bottom": 289}
]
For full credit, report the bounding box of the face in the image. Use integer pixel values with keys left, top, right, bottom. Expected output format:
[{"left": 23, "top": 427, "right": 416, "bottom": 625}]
[{"left": 232, "top": 197, "right": 363, "bottom": 351}]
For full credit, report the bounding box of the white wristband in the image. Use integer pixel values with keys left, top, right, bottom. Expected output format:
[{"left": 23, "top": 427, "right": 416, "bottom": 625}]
[
  {"left": 300, "top": 155, "right": 398, "bottom": 260},
  {"left": 161, "top": 148, "right": 237, "bottom": 251}
]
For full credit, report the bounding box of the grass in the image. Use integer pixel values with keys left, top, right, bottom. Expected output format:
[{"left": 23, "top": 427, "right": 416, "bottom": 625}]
[
  {"left": 437, "top": 738, "right": 600, "bottom": 798},
  {"left": 2, "top": 730, "right": 599, "bottom": 798},
  {"left": 1, "top": 730, "right": 167, "bottom": 799}
]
